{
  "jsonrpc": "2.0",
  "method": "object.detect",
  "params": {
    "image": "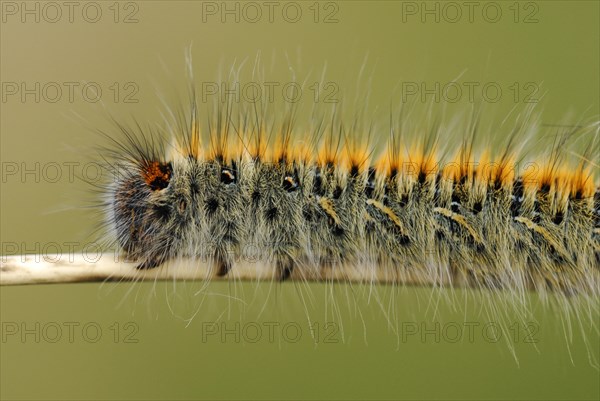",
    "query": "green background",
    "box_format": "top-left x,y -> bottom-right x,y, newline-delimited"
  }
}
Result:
1,1 -> 599,400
